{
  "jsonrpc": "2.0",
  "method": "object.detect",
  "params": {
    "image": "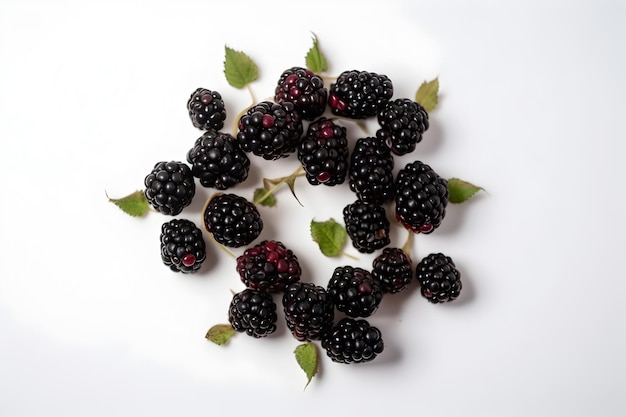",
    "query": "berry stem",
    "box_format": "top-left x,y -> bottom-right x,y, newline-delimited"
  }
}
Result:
341,251 -> 359,261
401,230 -> 414,263
255,165 -> 306,206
